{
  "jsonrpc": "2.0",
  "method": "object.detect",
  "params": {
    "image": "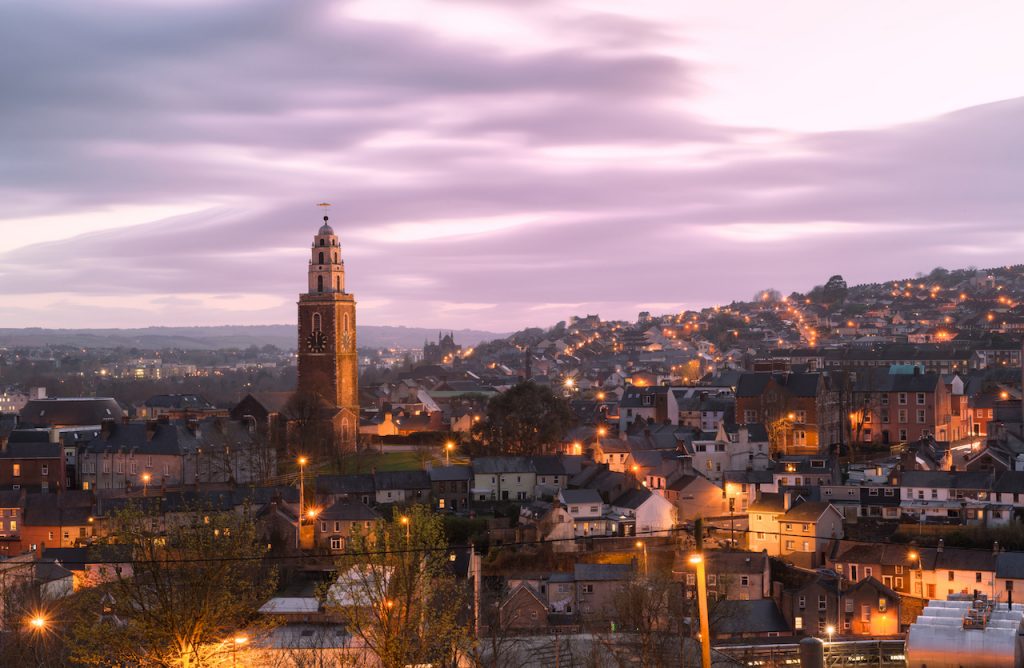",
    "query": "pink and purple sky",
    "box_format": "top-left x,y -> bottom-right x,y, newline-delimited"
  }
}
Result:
2,0 -> 1023,331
